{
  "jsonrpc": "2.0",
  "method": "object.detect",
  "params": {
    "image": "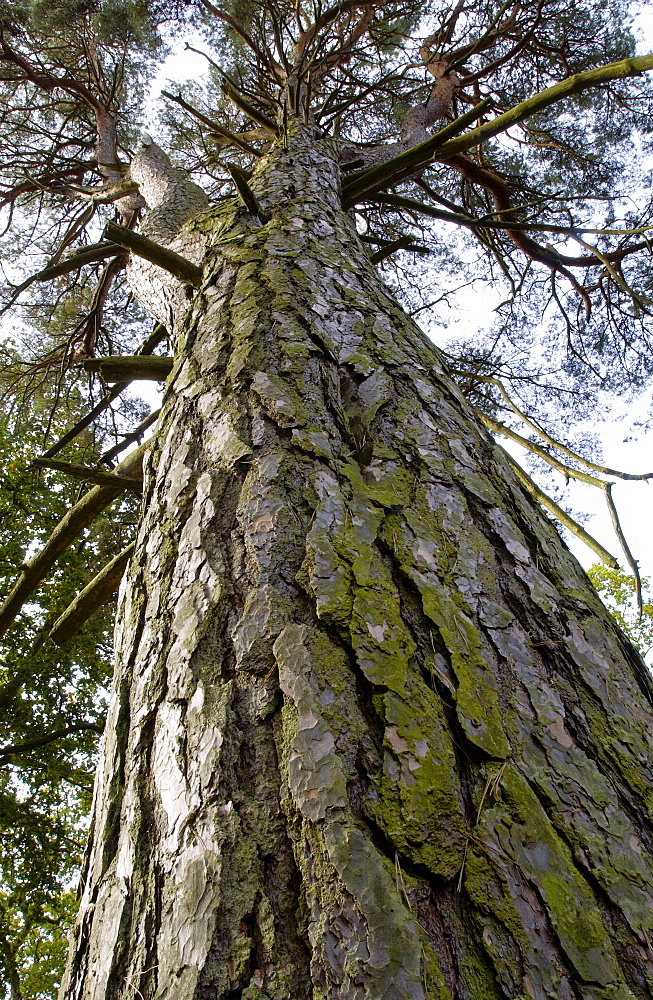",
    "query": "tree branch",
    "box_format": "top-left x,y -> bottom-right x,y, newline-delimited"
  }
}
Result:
161,91 -> 262,156
480,412 -> 608,488
50,542 -> 135,645
221,85 -> 278,133
342,99 -> 492,206
455,371 -> 653,480
226,163 -> 266,219
370,236 -> 430,262
41,325 -> 167,460
501,449 -> 619,568
373,192 -> 653,240
435,53 -> 653,160
12,243 -> 124,299
33,458 -> 143,492
104,222 -> 203,287
82,355 -> 174,382
0,723 -> 104,765
343,55 -> 653,207
604,483 -> 643,613
99,409 -> 161,466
